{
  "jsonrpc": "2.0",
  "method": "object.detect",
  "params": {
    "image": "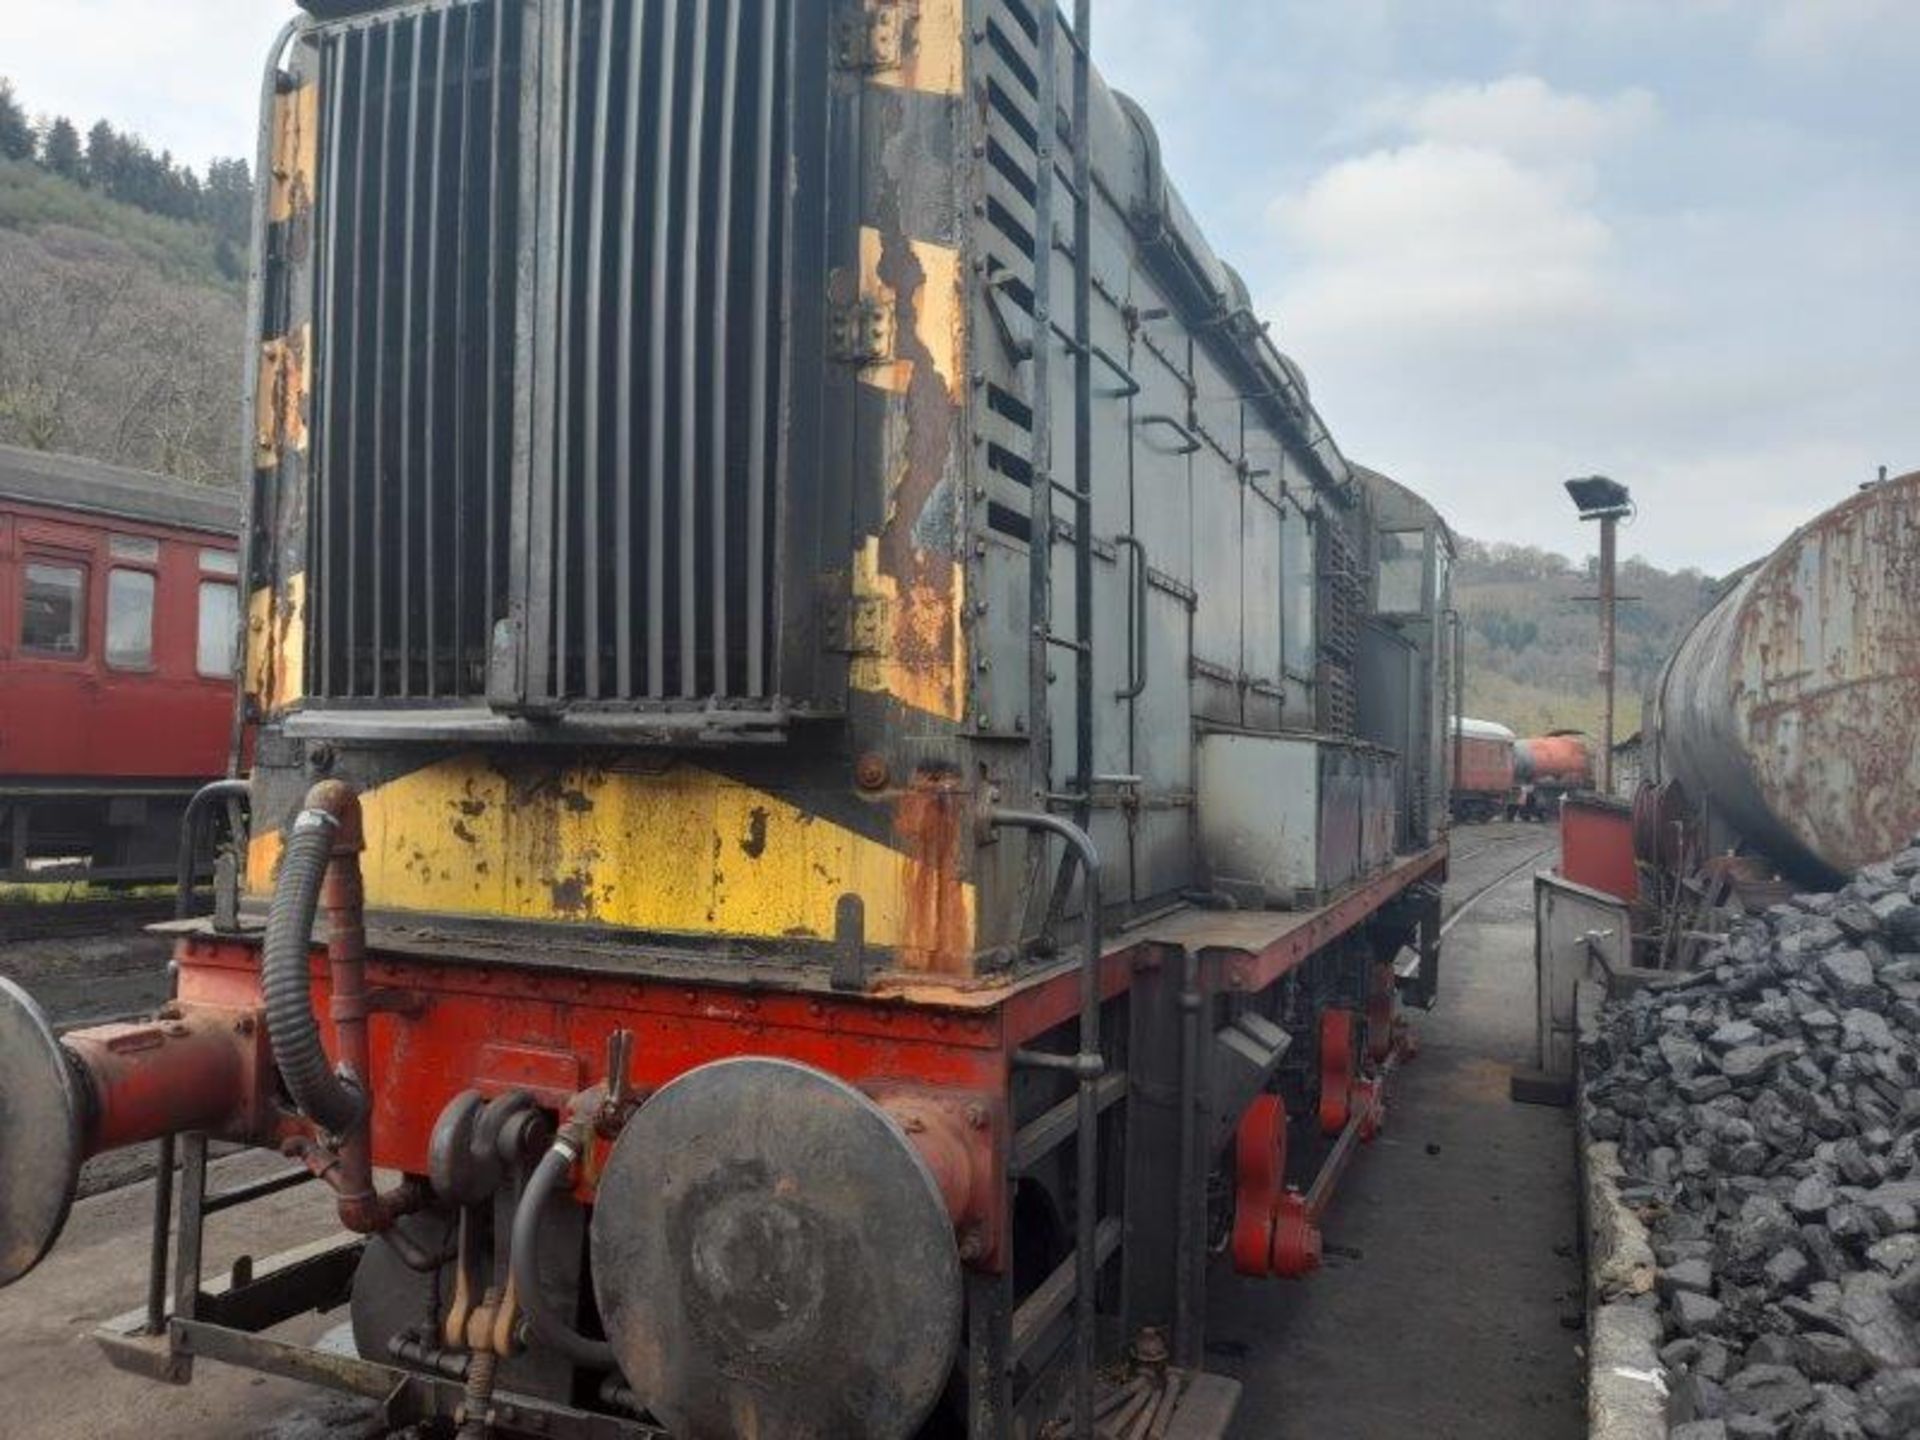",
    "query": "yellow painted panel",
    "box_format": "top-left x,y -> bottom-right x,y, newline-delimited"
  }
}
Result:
856,226 -> 964,403
247,757 -> 975,961
268,82 -> 318,223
